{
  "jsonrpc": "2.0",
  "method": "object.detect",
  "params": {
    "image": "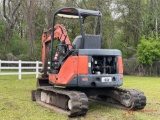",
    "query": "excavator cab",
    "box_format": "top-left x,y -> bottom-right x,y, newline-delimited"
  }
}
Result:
50,7 -> 103,72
